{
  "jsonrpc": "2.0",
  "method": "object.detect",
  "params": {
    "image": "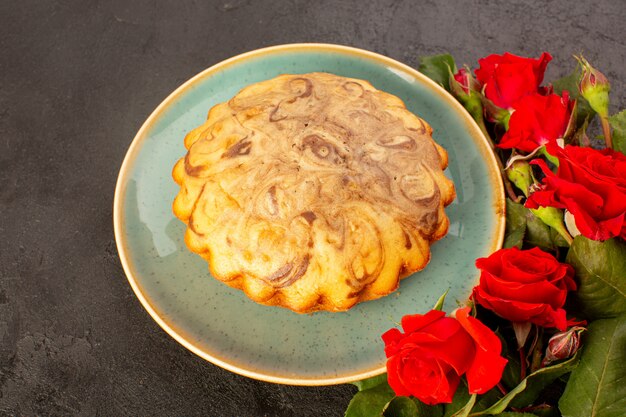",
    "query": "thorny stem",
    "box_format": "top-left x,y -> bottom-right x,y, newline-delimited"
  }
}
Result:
497,382 -> 508,396
600,116 -> 613,149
